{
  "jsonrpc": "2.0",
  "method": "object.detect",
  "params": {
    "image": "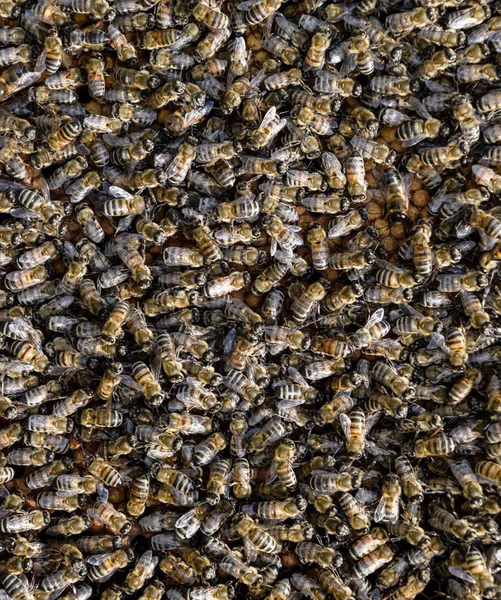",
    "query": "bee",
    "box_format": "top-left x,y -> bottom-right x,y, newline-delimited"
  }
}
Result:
302,30 -> 331,71
7,448 -> 53,467
247,416 -> 290,453
122,551 -> 159,595
165,138 -> 197,185
314,70 -> 362,97
487,374 -> 501,416
87,549 -> 134,582
429,506 -> 475,541
295,542 -> 339,568
159,555 -> 197,585
395,456 -> 423,502
348,528 -> 388,561
0,510 -> 50,533
374,475 -> 401,524
339,407 -> 367,458
306,223 -> 329,271
237,0 -> 281,25
338,492 -> 370,533
410,432 -> 456,458
372,362 -> 414,398
310,471 -> 354,494
290,574 -> 327,600
290,280 -> 329,325
370,76 -> 418,97
450,460 -> 483,508
127,473 -> 150,517
449,368 -> 482,404
437,271 -> 488,292
329,250 -> 375,272
191,225 -> 223,264
86,457 -> 124,487
316,569 -> 352,600
25,459 -> 71,489
385,7 -> 436,34
55,474 -> 98,496
416,48 -> 457,80
220,552 -> 262,586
